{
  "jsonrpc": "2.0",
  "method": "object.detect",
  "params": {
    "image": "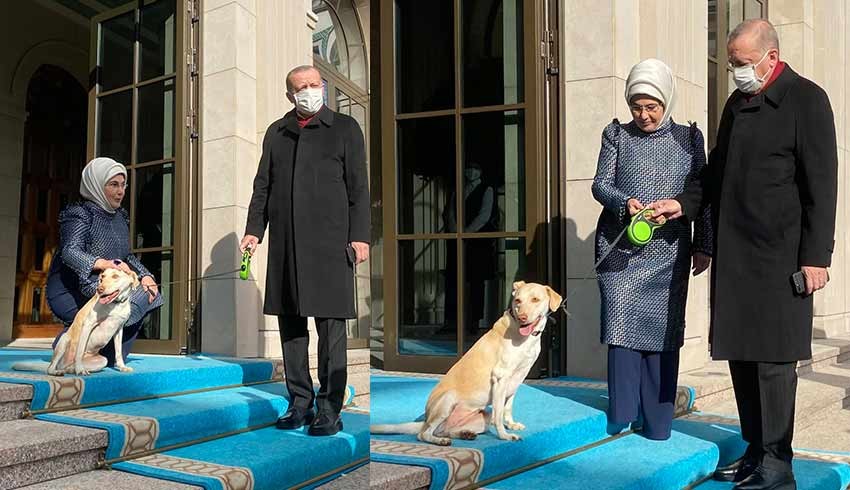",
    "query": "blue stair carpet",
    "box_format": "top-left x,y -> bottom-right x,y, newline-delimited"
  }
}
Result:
0,348 -> 283,411
114,410 -> 369,490
37,383 -> 355,461
370,374 -> 614,490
